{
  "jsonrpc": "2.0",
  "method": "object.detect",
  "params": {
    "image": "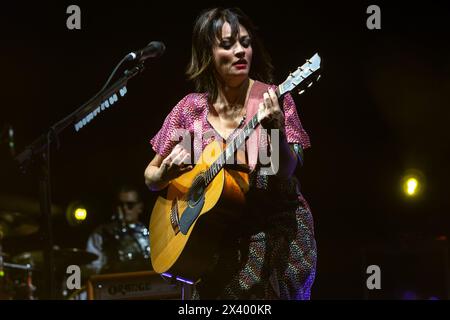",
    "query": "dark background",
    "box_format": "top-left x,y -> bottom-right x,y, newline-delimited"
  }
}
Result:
1,1 -> 449,299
